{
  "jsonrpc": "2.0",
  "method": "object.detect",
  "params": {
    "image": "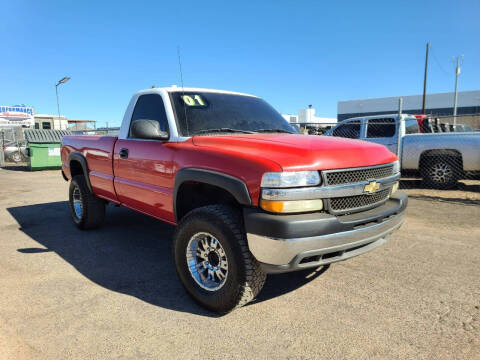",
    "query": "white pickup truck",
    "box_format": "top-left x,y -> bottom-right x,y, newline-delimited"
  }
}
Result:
325,114 -> 480,189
